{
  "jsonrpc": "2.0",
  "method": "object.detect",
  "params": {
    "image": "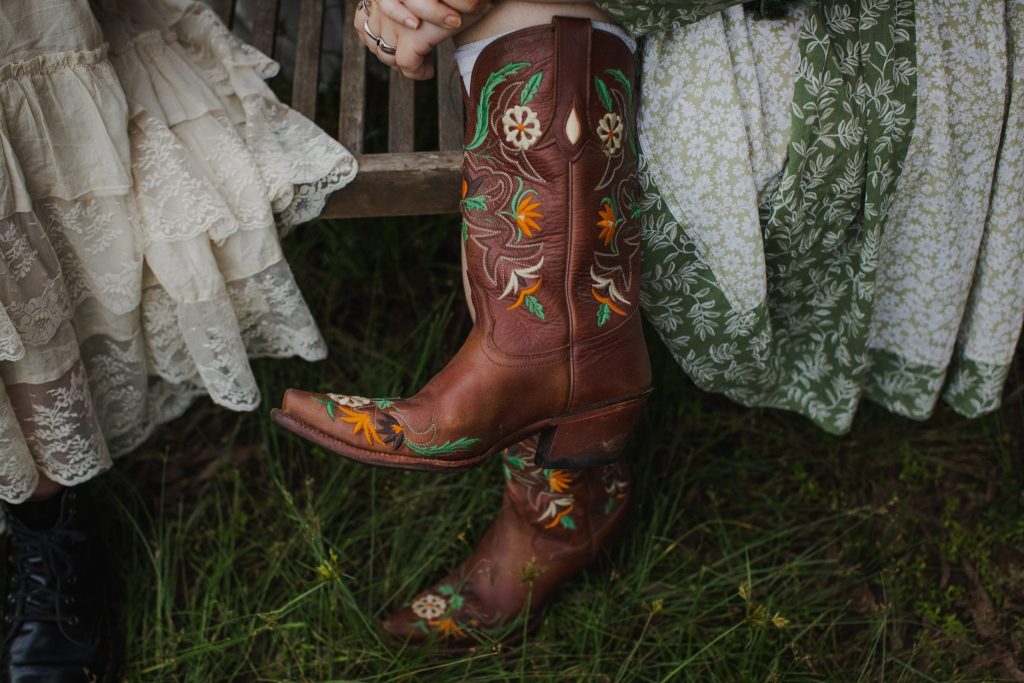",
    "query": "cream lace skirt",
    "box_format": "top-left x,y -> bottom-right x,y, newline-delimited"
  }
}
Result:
0,0 -> 356,502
